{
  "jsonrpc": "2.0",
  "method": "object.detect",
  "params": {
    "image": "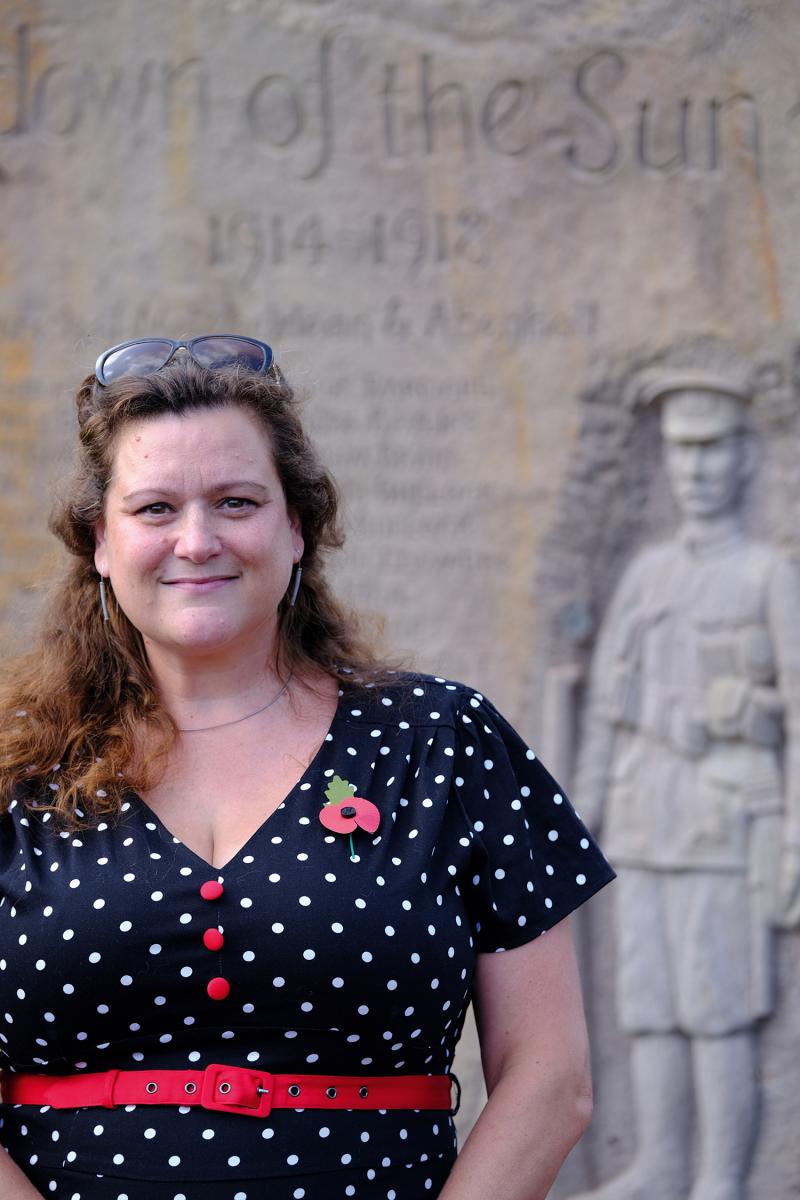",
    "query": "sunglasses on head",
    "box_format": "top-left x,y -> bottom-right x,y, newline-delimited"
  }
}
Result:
94,335 -> 274,386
